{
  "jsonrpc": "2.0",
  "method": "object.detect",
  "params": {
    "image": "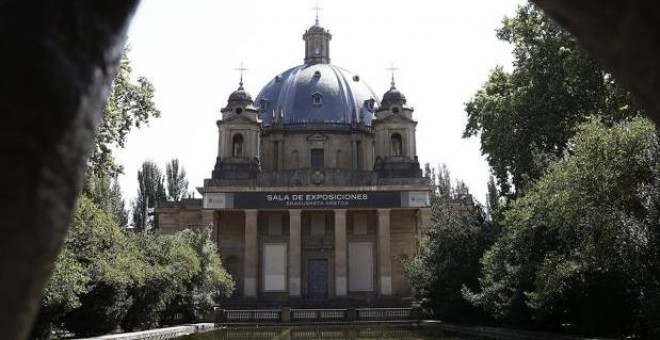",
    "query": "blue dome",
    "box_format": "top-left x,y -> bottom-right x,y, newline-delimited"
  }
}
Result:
255,64 -> 380,127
